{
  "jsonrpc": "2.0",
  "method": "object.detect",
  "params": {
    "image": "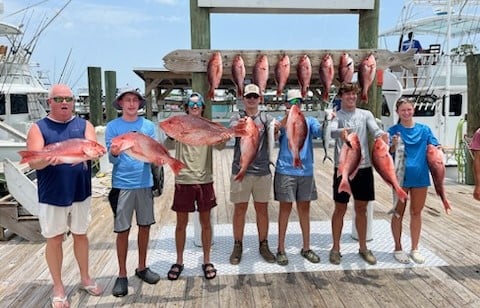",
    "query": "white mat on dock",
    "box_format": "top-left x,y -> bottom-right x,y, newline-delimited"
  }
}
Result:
149,220 -> 447,278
